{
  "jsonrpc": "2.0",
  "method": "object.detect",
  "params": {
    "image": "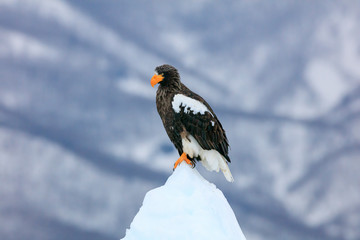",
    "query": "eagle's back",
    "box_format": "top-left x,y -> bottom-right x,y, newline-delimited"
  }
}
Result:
156,83 -> 230,163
